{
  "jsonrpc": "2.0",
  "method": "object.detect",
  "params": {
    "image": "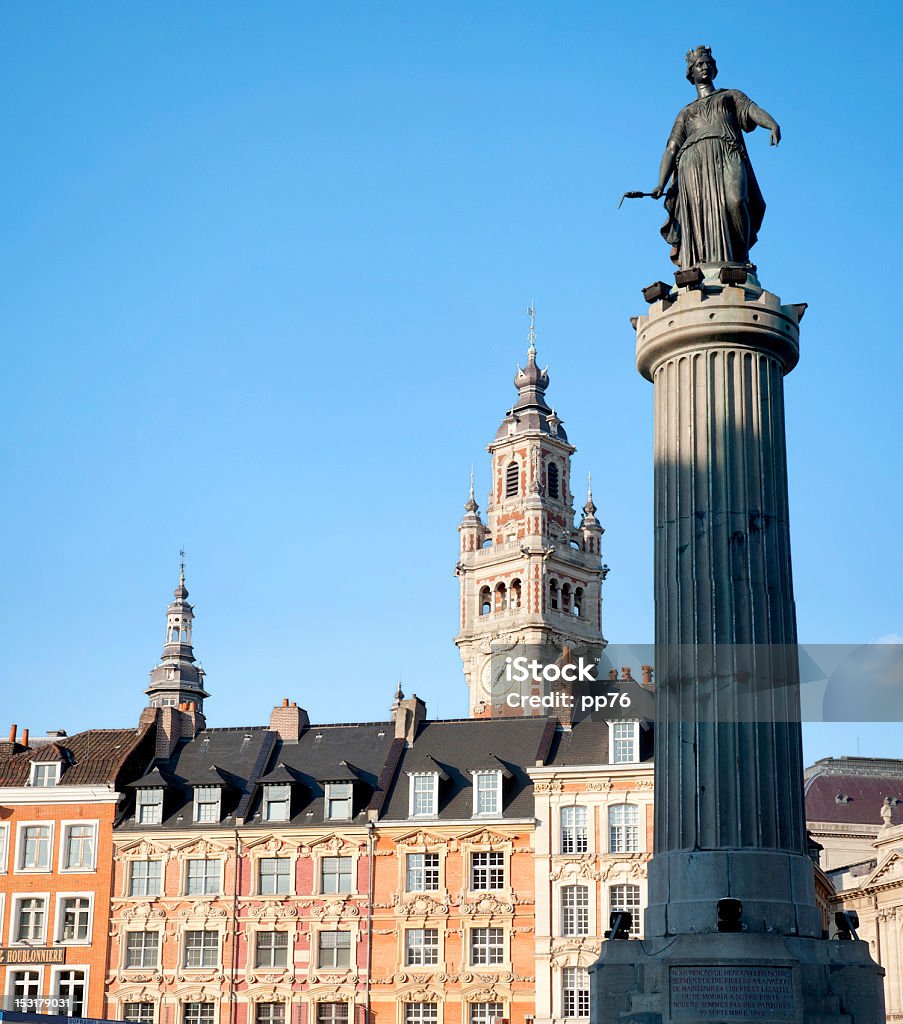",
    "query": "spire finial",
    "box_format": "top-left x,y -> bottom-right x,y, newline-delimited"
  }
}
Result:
174,548 -> 189,600
527,302 -> 537,356
583,471 -> 598,517
464,464 -> 480,514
